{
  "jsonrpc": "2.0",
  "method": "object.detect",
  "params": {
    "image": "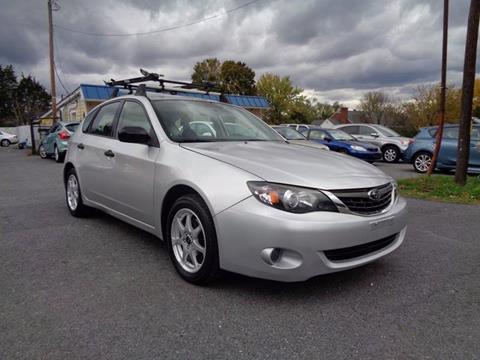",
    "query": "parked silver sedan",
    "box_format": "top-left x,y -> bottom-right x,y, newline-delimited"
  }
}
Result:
336,124 -> 412,163
64,94 -> 407,284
